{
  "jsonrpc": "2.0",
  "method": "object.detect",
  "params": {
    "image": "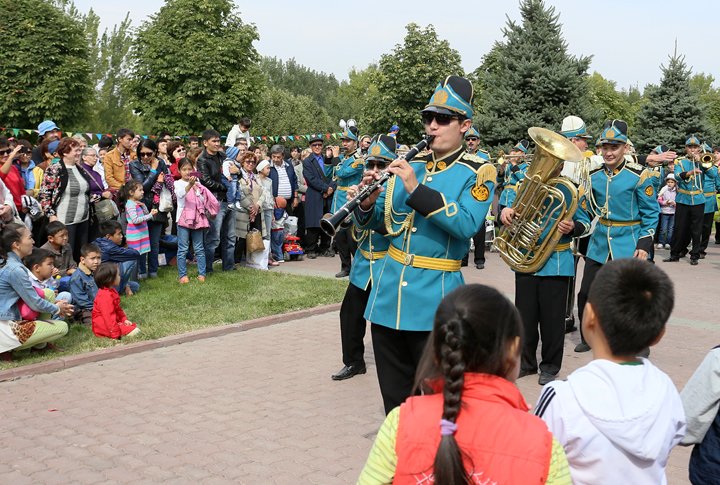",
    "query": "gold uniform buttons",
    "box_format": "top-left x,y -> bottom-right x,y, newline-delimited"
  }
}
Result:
411,227 -> 417,233
401,281 -> 408,287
